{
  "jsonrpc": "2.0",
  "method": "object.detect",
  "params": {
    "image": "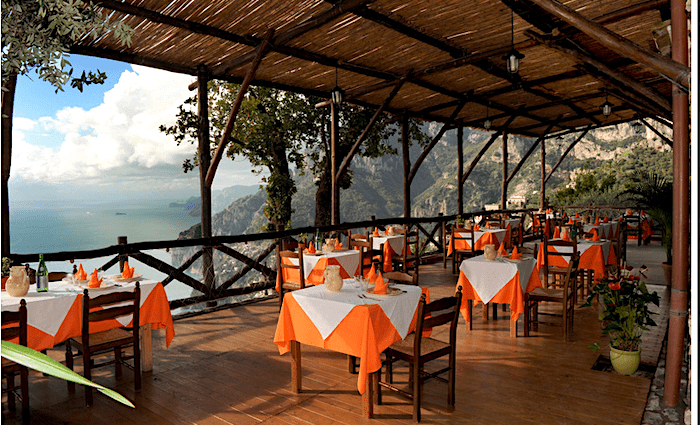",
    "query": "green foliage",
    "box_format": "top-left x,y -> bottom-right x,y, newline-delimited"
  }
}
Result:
2,257 -> 10,276
2,0 -> 132,91
1,341 -> 134,407
581,274 -> 660,352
